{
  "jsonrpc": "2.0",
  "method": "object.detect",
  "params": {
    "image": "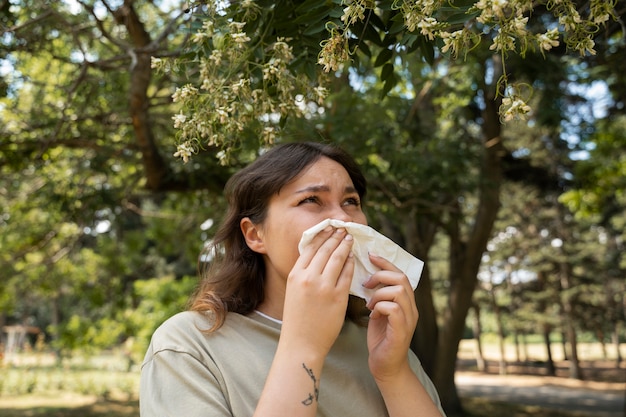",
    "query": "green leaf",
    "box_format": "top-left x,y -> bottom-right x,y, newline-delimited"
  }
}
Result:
374,47 -> 393,67
388,13 -> 406,35
381,62 -> 394,80
380,72 -> 398,98
293,6 -> 332,24
367,11 -> 387,32
376,1 -> 395,11
420,38 -> 435,65
400,33 -> 418,48
328,7 -> 345,18
303,20 -> 328,35
295,0 -> 326,13
443,10 -> 480,25
304,61 -> 318,81
356,40 -> 372,57
352,20 -> 383,47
